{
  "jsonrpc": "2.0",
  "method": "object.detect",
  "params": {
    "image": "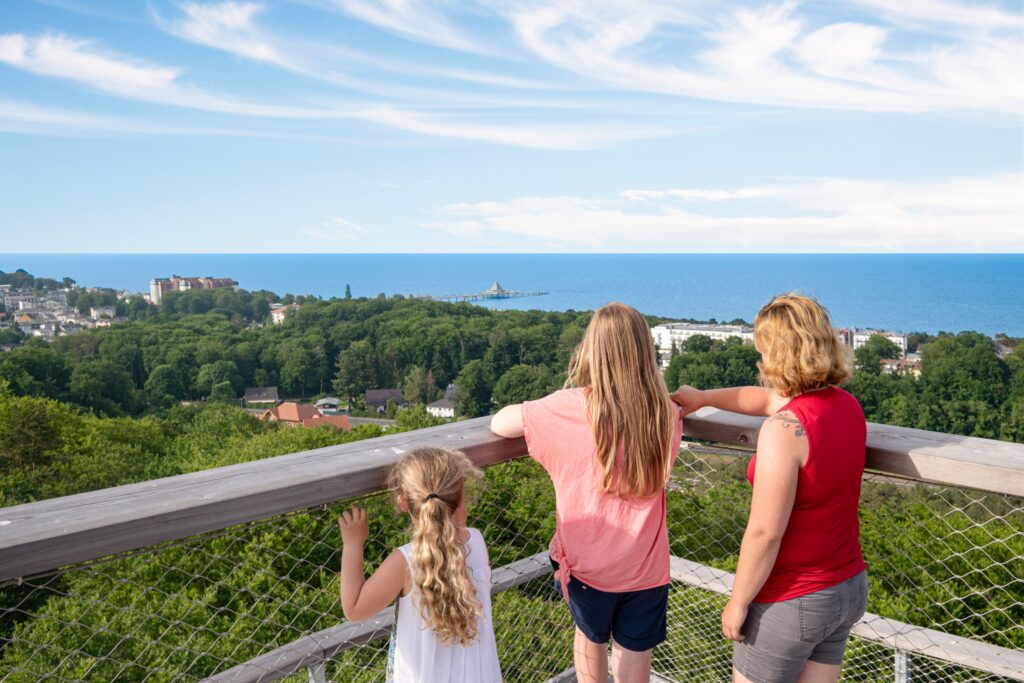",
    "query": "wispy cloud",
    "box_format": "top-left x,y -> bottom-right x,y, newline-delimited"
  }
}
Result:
157,1 -> 572,103
426,174 -> 1024,252
321,0 -> 483,53
5,1 -> 1021,150
0,32 -> 655,148
848,0 -> 1022,31
0,97 -> 260,136
161,2 -> 285,66
495,0 -> 1023,113
304,215 -> 371,241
